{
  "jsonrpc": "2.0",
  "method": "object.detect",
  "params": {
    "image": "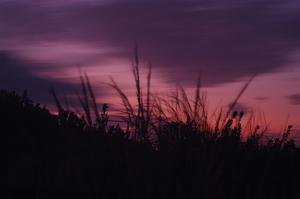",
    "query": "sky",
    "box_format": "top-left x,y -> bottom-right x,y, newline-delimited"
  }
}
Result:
1,0 -> 300,139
